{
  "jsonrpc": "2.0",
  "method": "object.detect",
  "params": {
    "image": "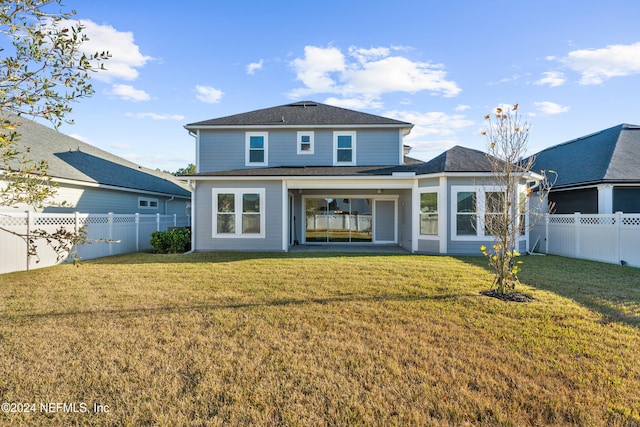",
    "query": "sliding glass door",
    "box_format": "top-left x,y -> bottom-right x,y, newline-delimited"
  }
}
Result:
305,197 -> 372,243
